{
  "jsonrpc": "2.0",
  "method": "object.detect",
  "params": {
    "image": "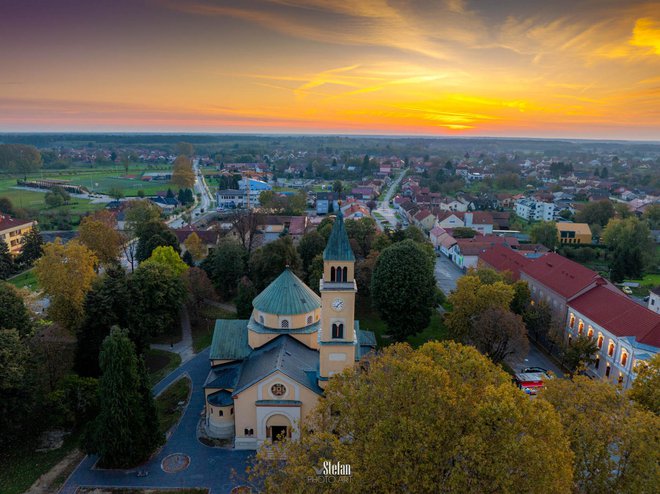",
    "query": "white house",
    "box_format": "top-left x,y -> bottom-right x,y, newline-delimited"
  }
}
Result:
514,199 -> 556,221
566,285 -> 659,389
648,287 -> 660,314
